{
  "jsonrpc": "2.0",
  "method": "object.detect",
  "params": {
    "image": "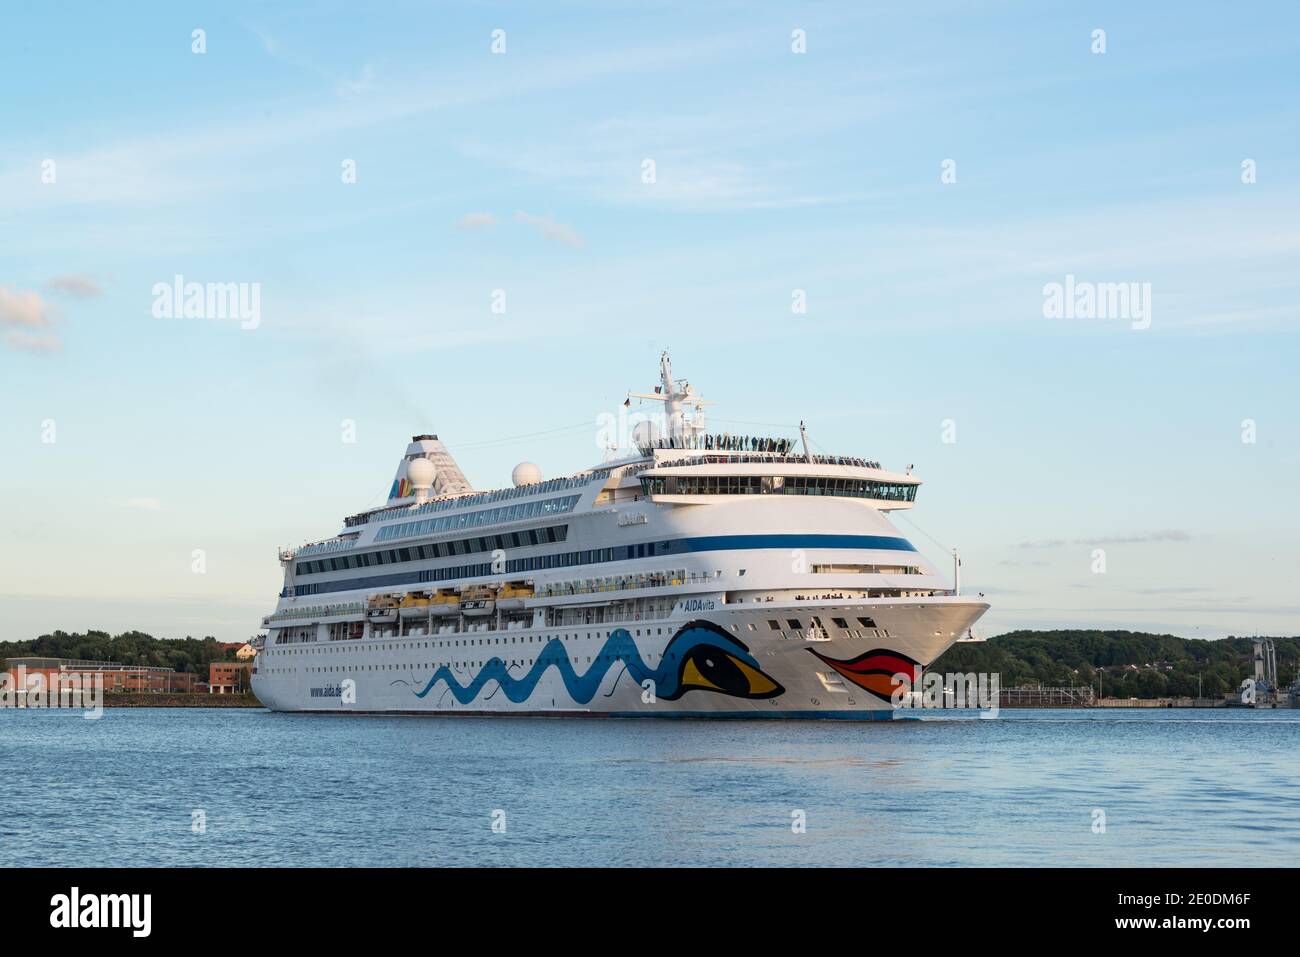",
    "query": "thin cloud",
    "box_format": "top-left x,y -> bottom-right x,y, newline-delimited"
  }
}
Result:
4,331 -> 61,354
337,64 -> 376,99
46,274 -> 102,298
514,210 -> 583,249
123,497 -> 163,511
1017,530 -> 1191,549
455,212 -> 499,229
